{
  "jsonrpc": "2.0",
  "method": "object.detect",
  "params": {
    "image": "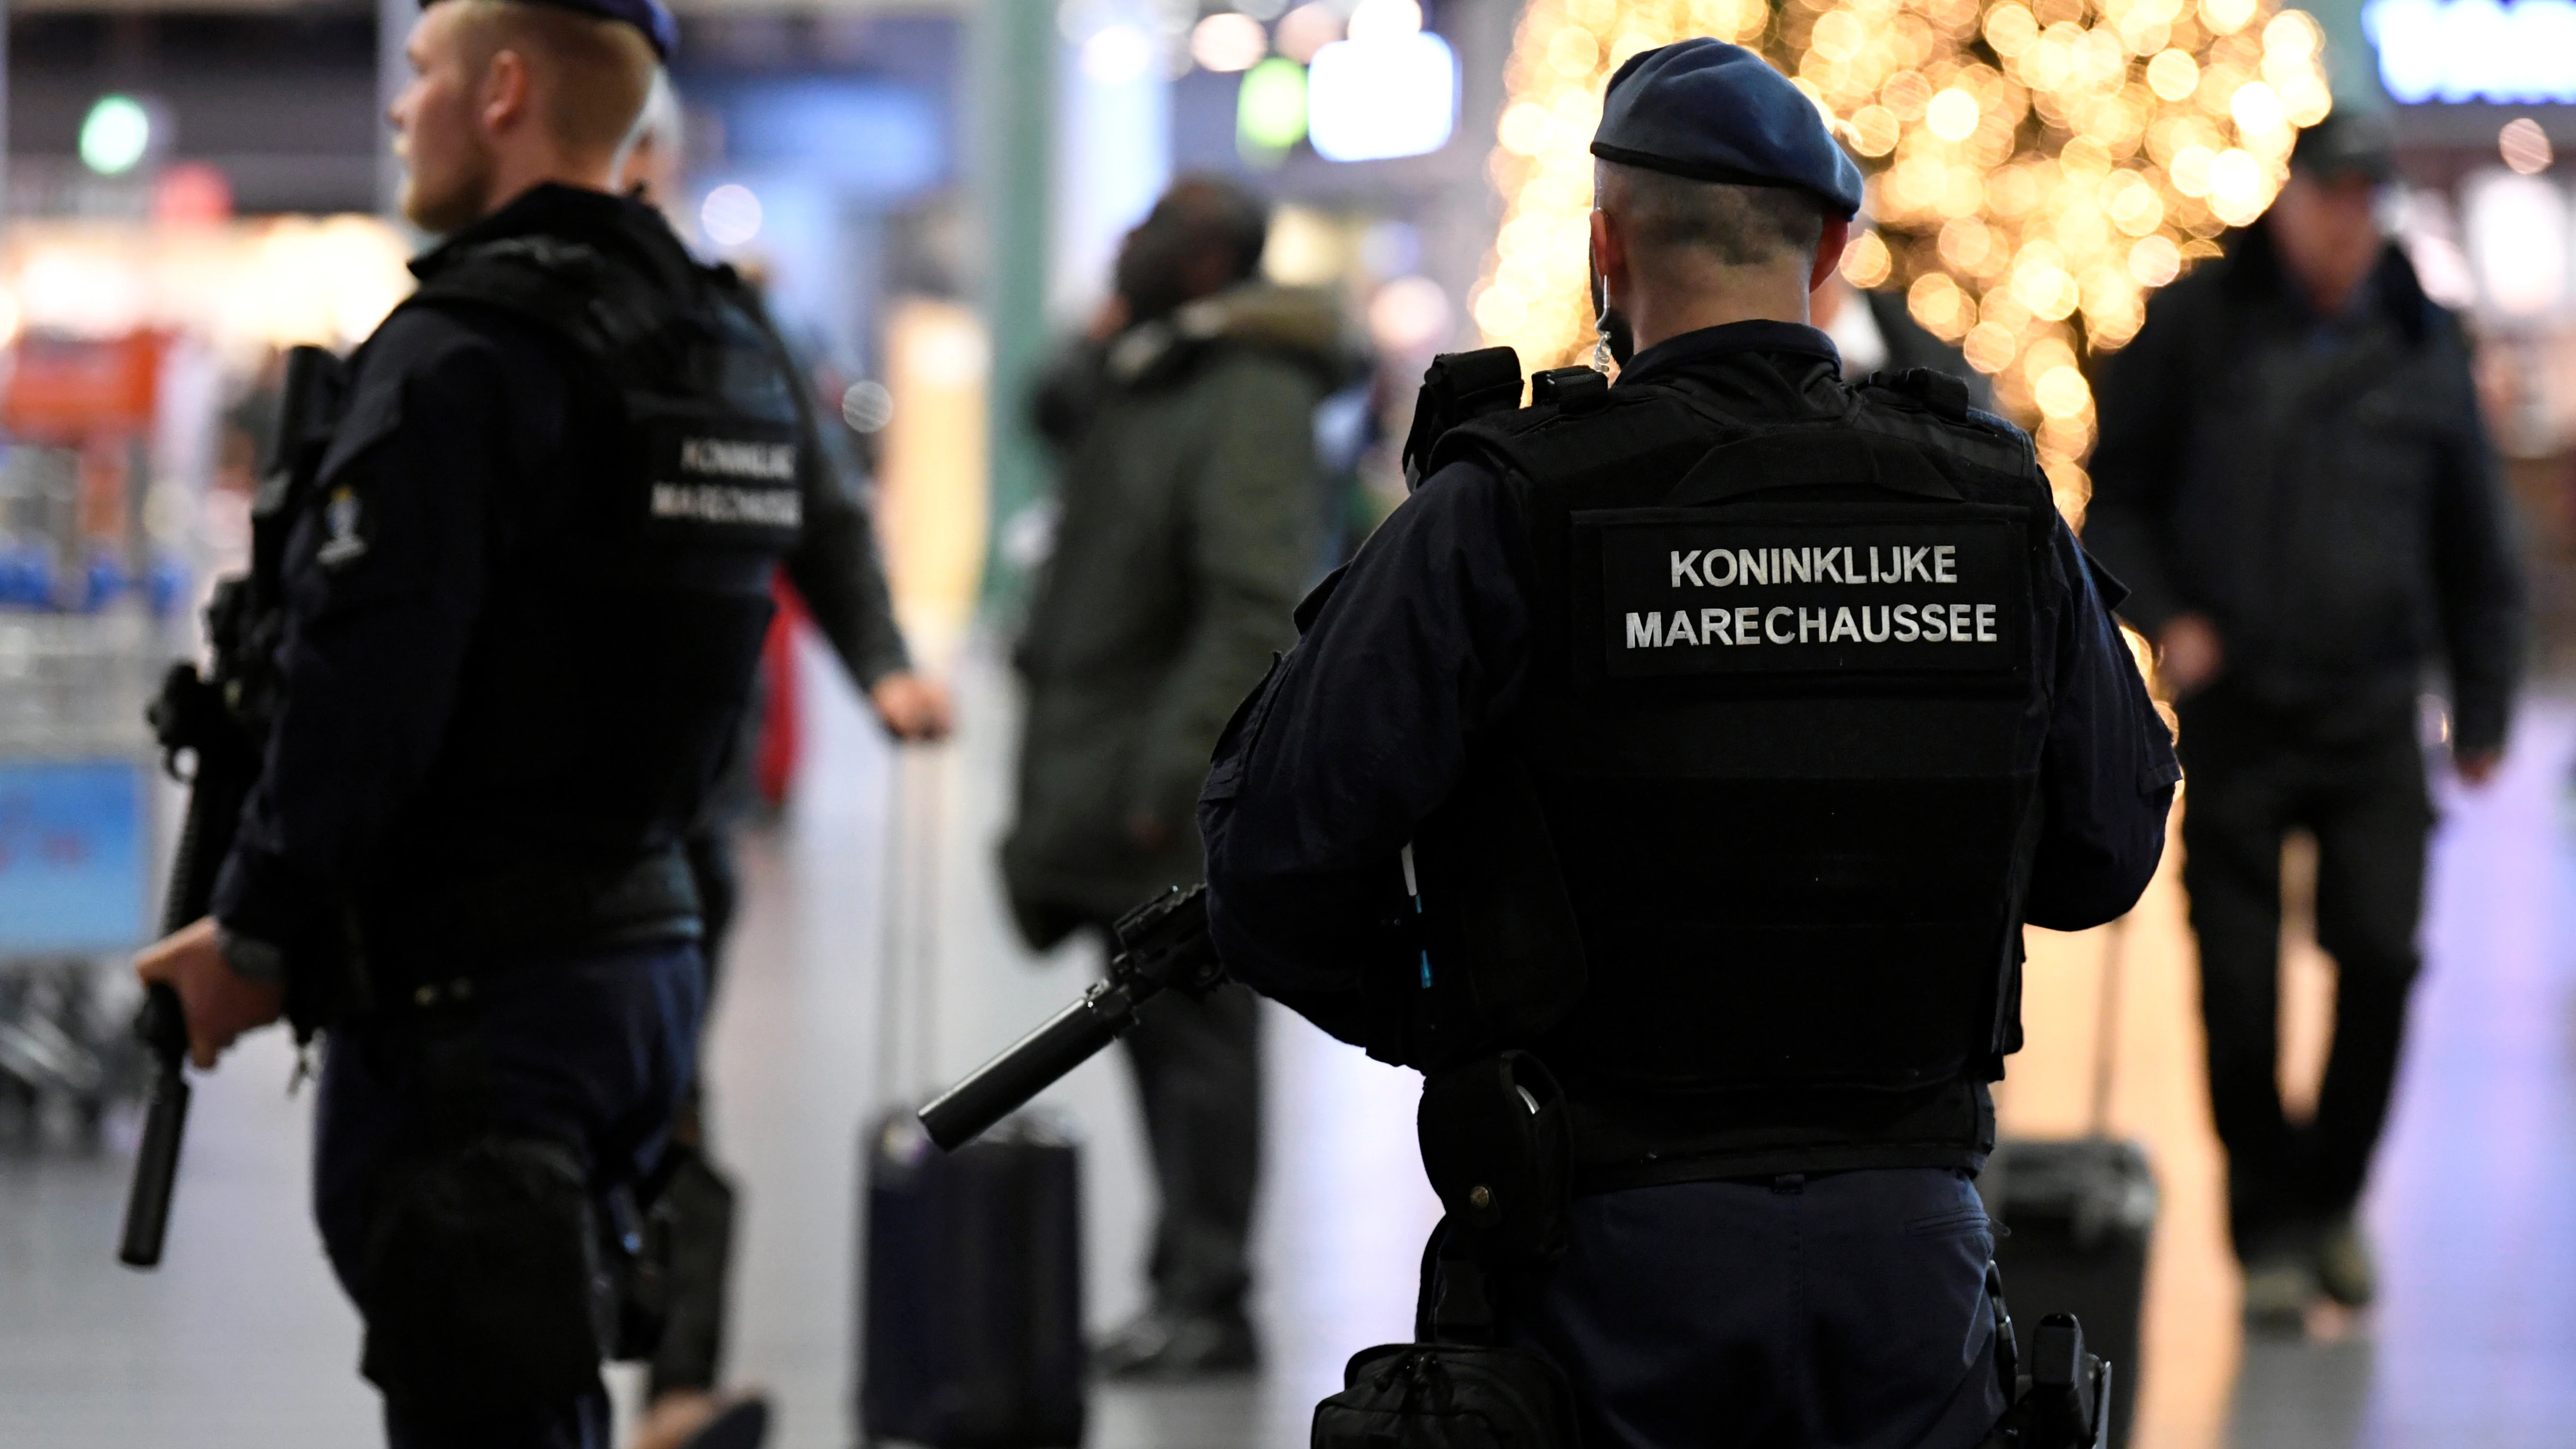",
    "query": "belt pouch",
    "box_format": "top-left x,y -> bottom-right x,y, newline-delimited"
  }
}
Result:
355,998 -> 614,1422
